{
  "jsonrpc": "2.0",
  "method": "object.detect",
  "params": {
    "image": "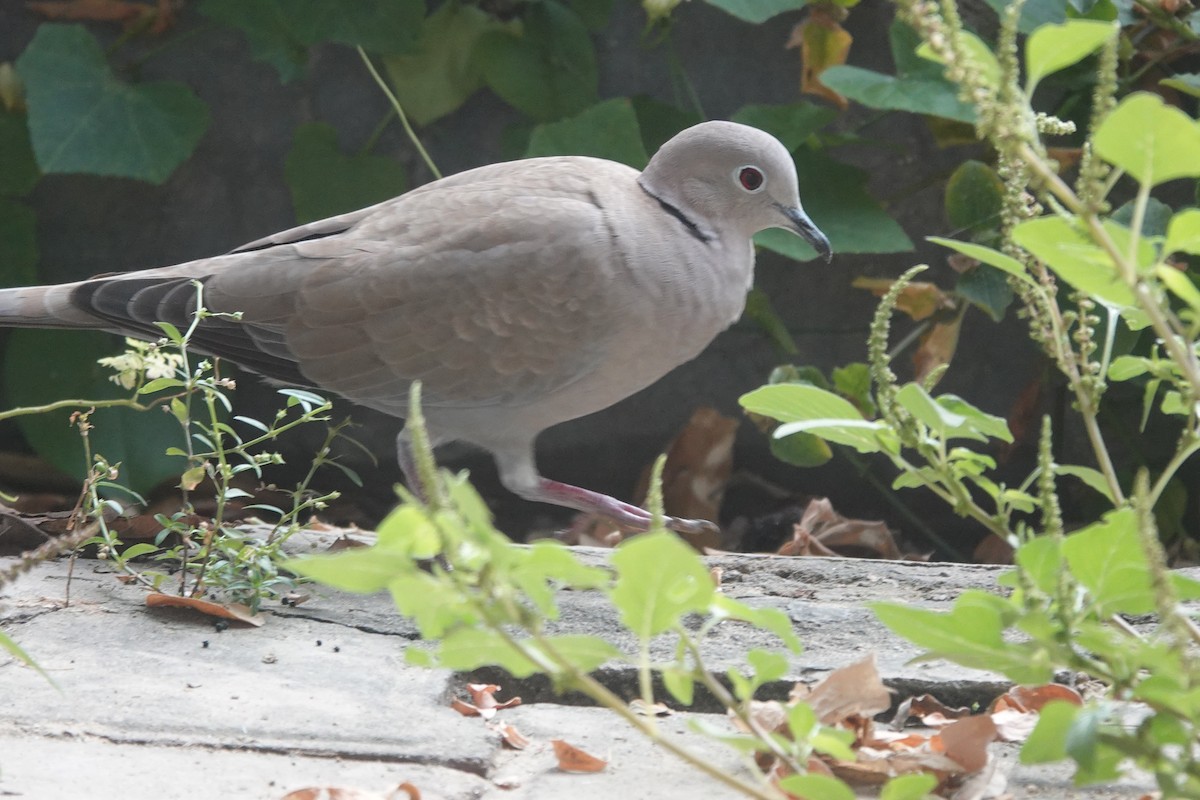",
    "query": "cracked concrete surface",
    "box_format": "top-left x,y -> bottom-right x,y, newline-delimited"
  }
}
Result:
2,552 -> 1185,799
